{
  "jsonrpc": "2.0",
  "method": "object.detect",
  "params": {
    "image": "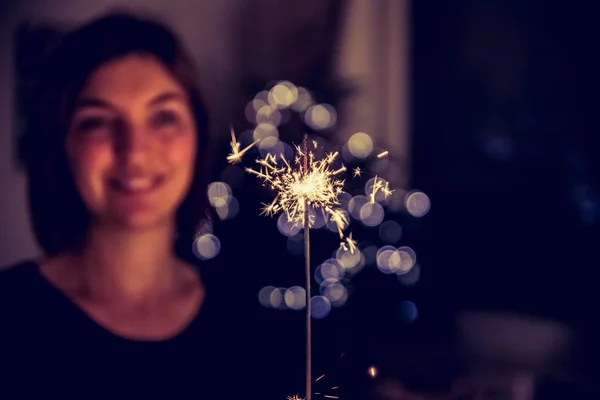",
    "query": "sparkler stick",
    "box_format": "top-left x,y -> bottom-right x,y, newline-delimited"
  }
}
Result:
303,134 -> 313,400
